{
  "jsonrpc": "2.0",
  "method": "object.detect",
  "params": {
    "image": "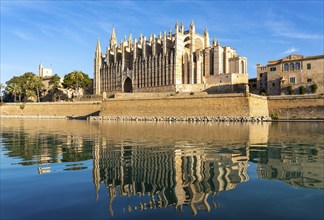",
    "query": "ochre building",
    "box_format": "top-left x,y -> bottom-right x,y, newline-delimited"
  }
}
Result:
94,21 -> 248,94
256,54 -> 324,95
